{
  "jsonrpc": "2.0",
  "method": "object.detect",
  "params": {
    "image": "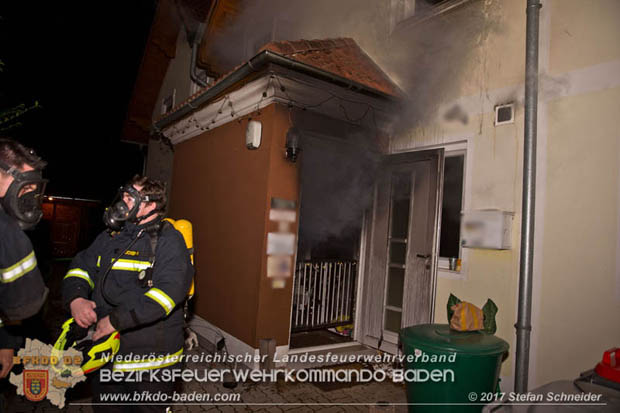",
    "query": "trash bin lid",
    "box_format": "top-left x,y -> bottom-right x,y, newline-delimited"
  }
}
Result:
400,324 -> 509,355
